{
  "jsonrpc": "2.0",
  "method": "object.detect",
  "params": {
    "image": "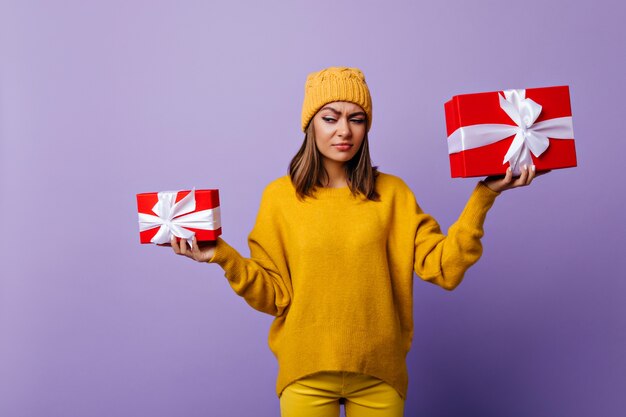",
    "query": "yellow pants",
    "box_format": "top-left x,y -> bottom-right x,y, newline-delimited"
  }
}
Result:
279,371 -> 405,417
